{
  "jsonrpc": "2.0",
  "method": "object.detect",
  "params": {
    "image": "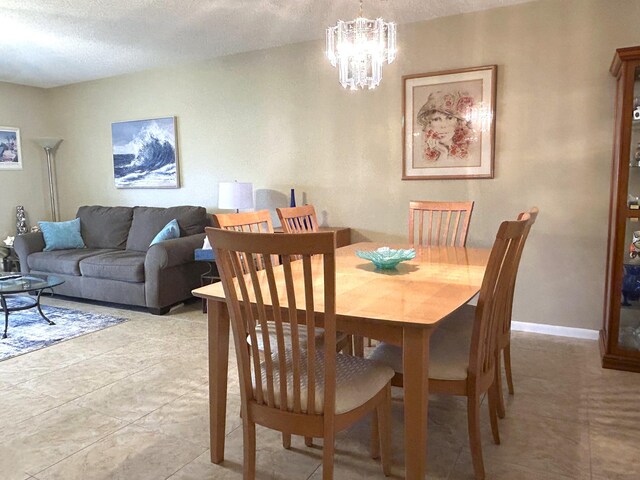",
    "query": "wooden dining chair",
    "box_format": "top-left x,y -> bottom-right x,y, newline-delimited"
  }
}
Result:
494,207 -> 539,418
277,205 -> 355,355
277,205 -> 319,234
213,210 -> 278,272
409,201 -> 474,247
370,214 -> 530,480
208,228 -> 394,479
